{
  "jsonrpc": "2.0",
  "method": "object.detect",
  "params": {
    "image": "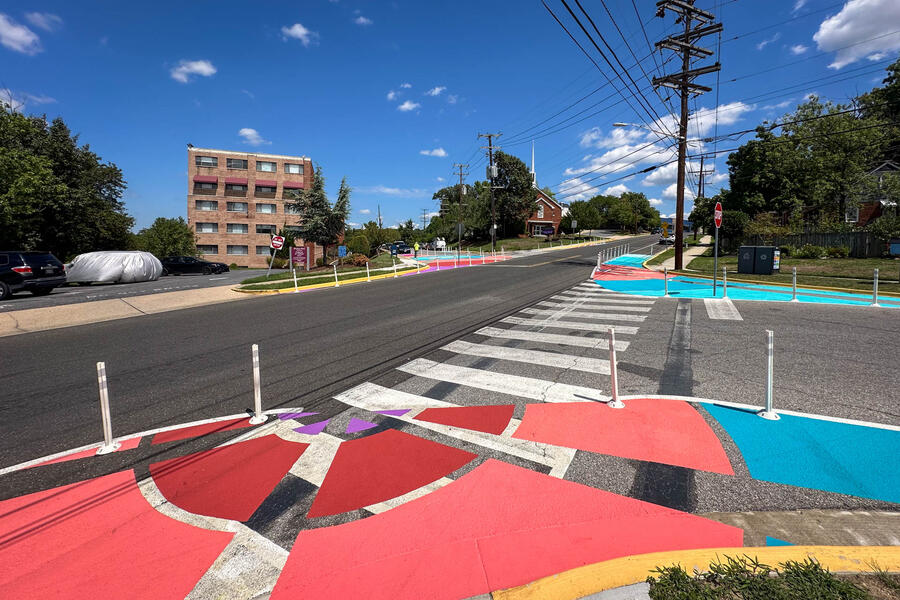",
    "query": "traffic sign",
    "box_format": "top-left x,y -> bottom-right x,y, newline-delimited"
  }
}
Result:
270,235 -> 285,250
714,202 -> 723,229
291,246 -> 307,269
338,245 -> 347,257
